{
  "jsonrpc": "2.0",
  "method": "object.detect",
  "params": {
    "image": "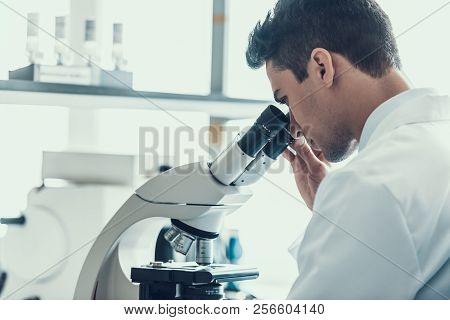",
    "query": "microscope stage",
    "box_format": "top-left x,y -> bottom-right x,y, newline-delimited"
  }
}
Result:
131,262 -> 259,285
